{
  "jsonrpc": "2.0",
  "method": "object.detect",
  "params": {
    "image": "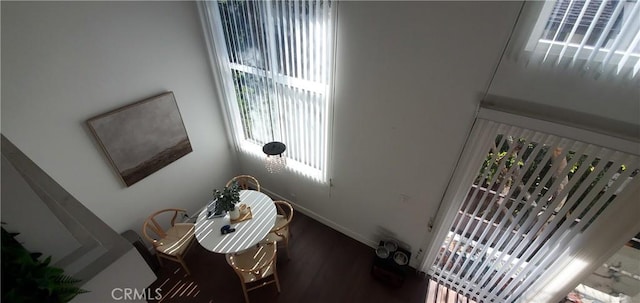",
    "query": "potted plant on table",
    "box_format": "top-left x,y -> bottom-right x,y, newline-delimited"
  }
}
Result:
211,182 -> 241,219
